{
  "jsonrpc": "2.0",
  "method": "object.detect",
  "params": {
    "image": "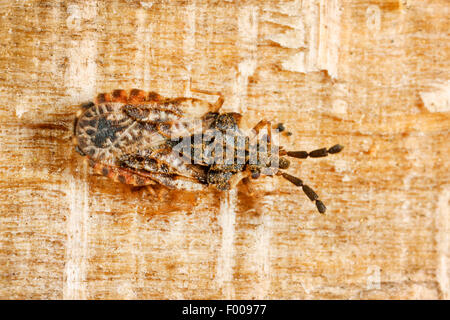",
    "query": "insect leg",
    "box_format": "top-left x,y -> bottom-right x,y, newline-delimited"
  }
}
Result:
279,172 -> 327,214
241,176 -> 255,196
286,144 -> 344,159
250,120 -> 272,143
251,120 -> 271,135
145,185 -> 158,197
189,81 -> 224,112
145,185 -> 170,200
228,171 -> 251,189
